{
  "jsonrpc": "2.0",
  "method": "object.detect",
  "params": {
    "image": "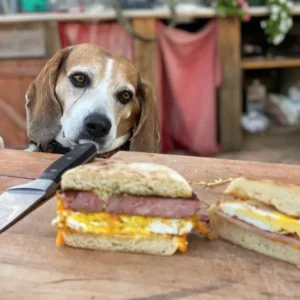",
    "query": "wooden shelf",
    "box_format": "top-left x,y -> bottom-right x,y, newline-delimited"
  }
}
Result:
261,124 -> 300,135
241,57 -> 300,70
243,125 -> 300,148
0,8 -> 216,24
246,5 -> 300,17
0,6 -> 298,24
